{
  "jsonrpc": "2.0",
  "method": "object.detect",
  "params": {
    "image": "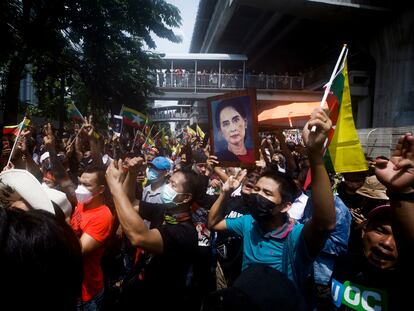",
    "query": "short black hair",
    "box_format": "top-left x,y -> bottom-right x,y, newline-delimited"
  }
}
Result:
0,207 -> 83,310
83,164 -> 106,186
175,169 -> 198,198
259,170 -> 299,203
